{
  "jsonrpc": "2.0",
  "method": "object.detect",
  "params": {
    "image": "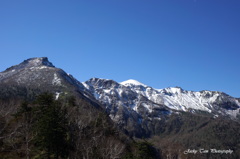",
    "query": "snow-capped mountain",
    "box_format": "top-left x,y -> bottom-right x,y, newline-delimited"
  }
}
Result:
83,78 -> 171,136
0,57 -> 91,100
83,78 -> 171,115
84,78 -> 240,119
1,57 -> 240,137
